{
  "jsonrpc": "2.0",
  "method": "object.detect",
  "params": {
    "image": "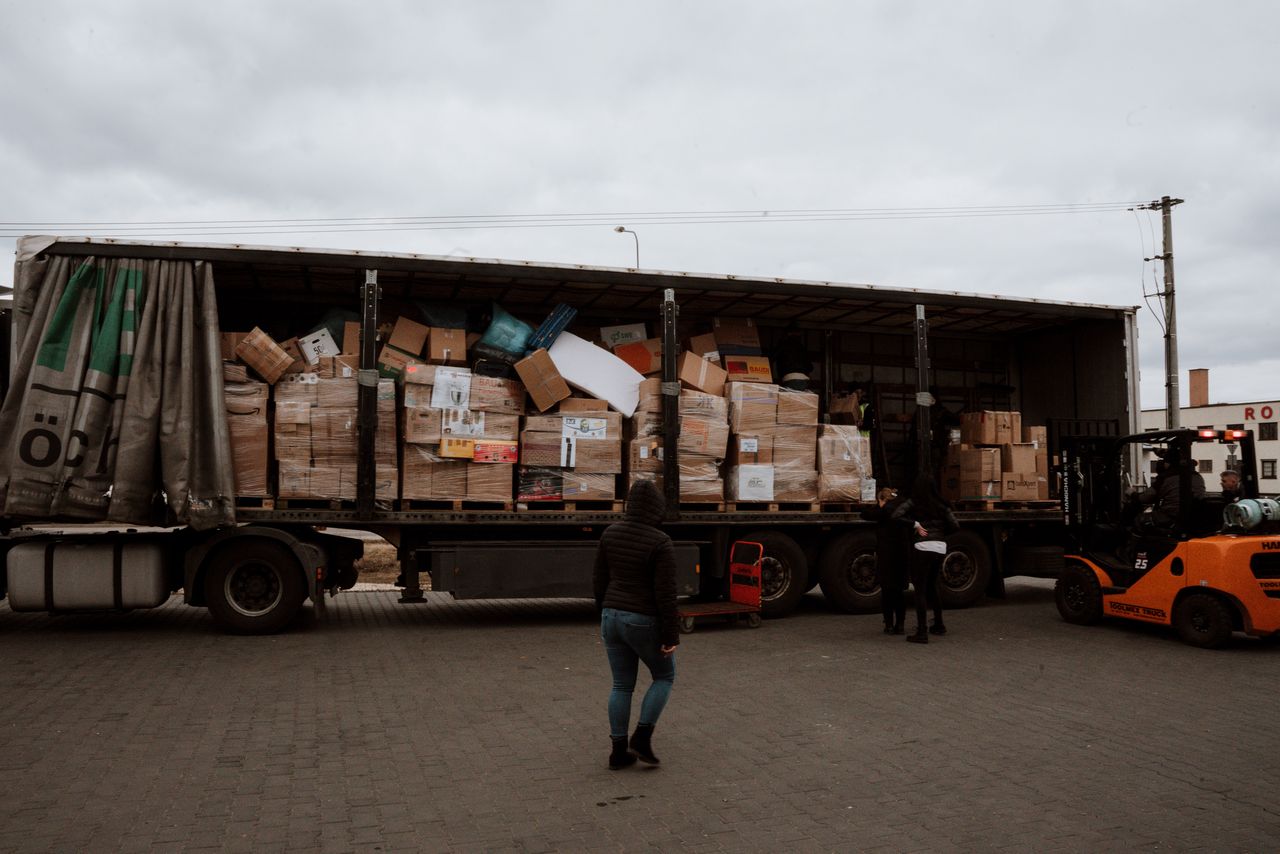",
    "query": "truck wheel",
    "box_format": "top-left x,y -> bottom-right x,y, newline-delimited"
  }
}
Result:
203,539 -> 306,635
678,615 -> 696,634
742,530 -> 808,619
817,531 -> 881,613
1173,593 -> 1234,649
1055,563 -> 1102,625
937,531 -> 991,609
